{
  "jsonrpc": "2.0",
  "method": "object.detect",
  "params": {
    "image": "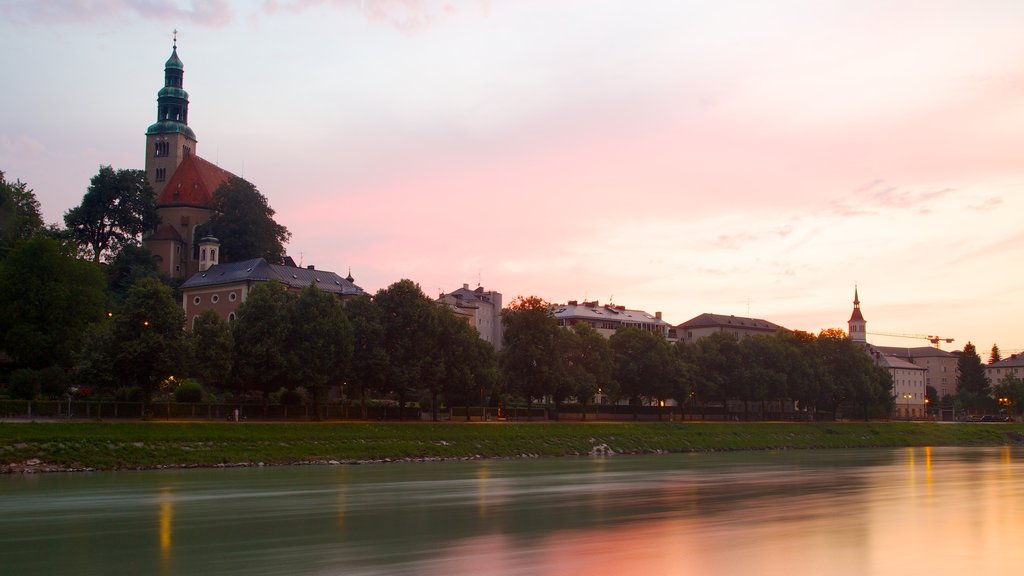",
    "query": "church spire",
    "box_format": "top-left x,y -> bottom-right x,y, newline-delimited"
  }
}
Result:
145,33 -> 198,198
848,285 -> 867,343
